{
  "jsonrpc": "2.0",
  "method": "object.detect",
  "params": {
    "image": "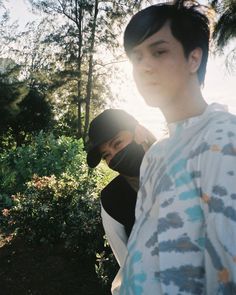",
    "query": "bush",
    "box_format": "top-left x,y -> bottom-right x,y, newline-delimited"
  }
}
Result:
96,251 -> 119,286
0,131 -> 118,288
6,170 -> 117,287
0,132 -> 86,197
8,174 -> 103,252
